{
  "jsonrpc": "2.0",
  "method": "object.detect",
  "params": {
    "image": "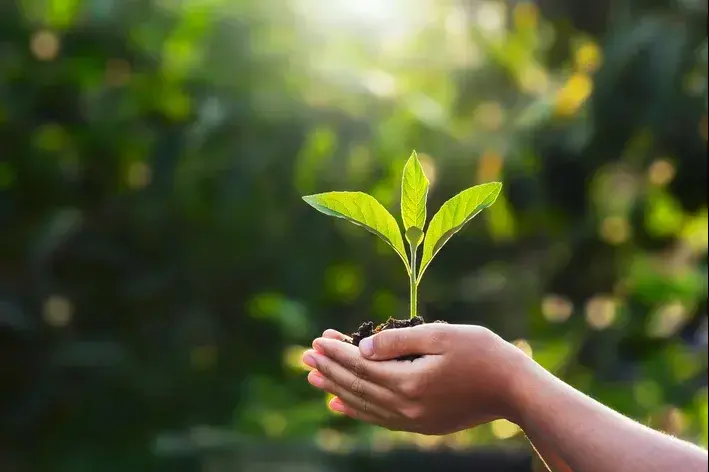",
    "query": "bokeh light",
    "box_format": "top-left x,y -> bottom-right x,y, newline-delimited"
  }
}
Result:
541,295 -> 574,323
30,30 -> 60,60
647,301 -> 689,339
555,73 -> 594,117
42,295 -> 73,327
600,216 -> 632,245
574,40 -> 603,73
648,159 -> 676,187
513,339 -> 534,358
585,296 -> 618,330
